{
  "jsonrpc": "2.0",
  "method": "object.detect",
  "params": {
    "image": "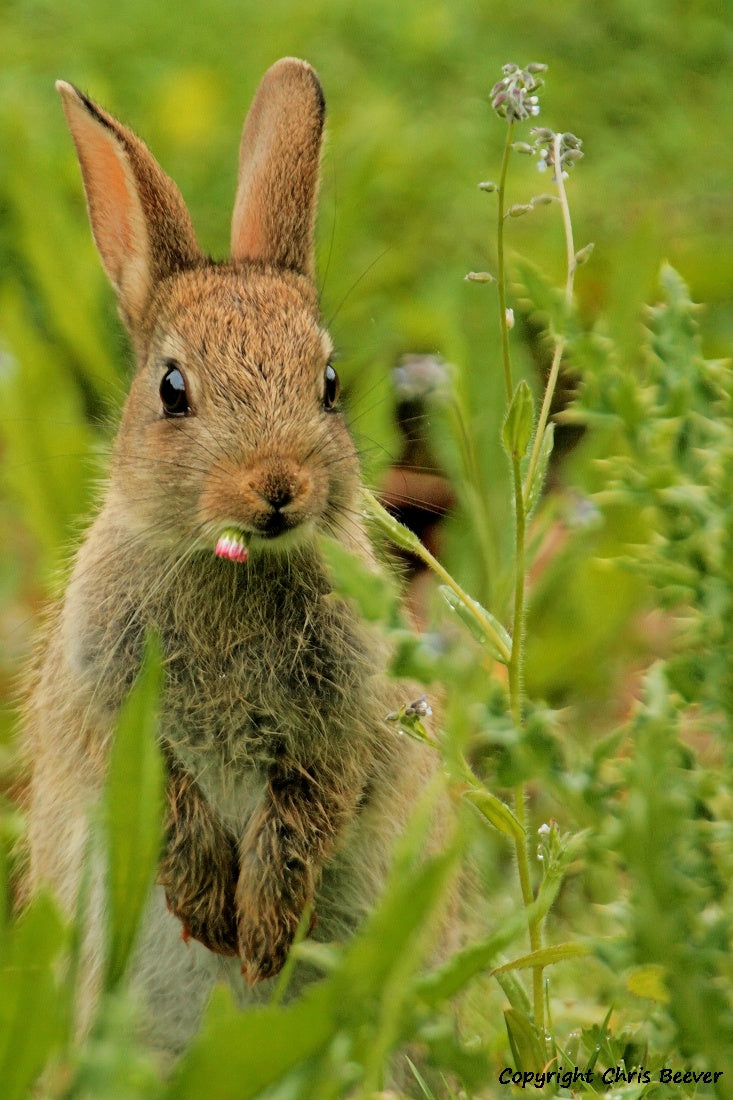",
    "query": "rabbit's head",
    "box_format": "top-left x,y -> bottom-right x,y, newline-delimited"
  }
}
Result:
58,60 -> 359,563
